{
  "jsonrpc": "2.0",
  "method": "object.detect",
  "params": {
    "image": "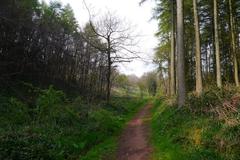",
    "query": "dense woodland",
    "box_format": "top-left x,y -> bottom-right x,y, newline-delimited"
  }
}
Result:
0,0 -> 139,102
151,0 -> 240,103
1,0 -> 240,159
0,0 -> 110,99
